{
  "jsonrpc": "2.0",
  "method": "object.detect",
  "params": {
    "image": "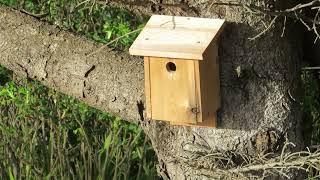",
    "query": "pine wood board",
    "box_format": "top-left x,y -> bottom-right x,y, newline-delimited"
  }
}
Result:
169,43 -> 220,127
144,57 -> 152,119
129,15 -> 225,60
146,57 -> 198,124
